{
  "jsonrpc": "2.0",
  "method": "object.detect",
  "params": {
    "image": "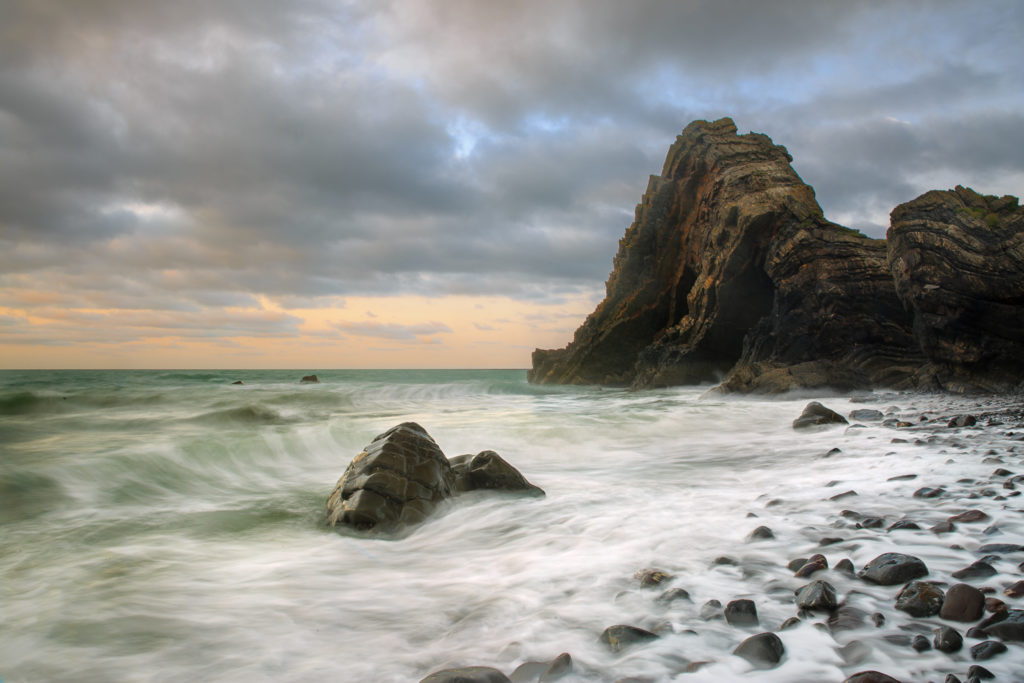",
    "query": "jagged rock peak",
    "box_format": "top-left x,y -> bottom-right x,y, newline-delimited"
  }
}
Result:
530,117 -> 923,392
530,117 -> 1024,393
